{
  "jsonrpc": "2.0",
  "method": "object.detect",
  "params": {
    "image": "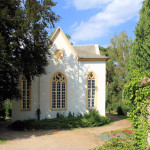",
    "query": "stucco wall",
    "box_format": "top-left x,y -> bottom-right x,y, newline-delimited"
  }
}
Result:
12,31 -> 106,121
